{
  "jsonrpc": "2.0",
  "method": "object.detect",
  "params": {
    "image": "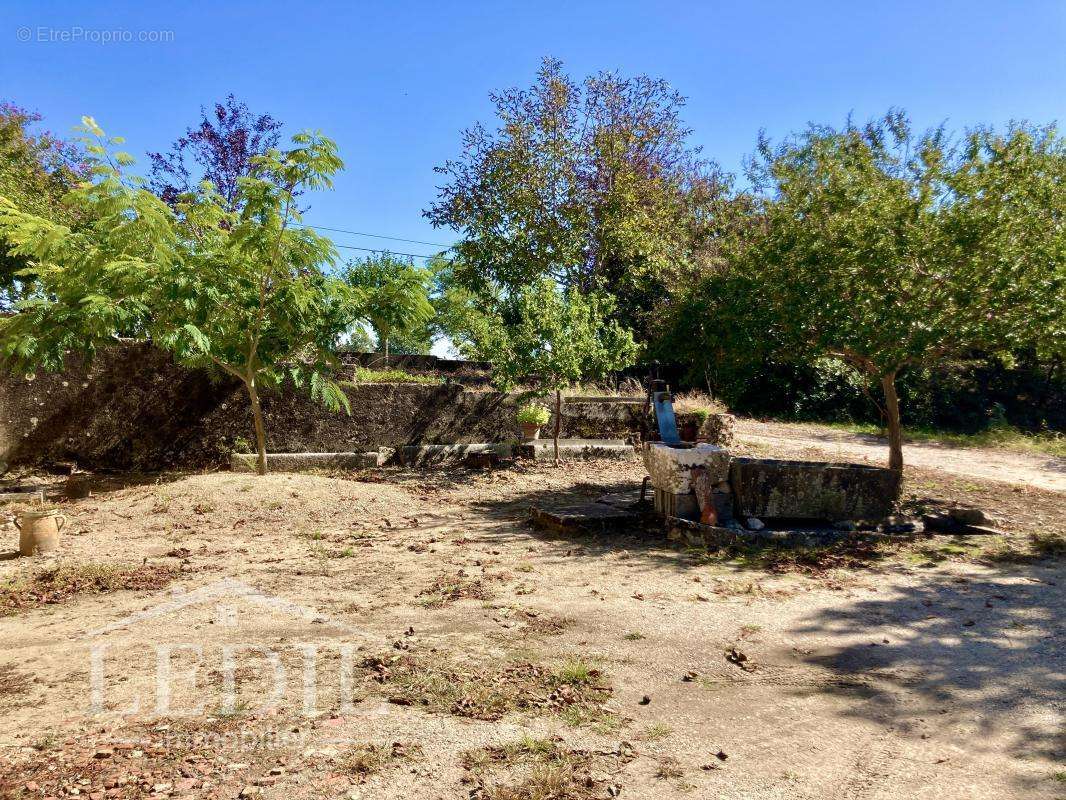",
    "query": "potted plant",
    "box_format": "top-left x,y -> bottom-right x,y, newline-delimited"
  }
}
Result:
517,403 -> 551,441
